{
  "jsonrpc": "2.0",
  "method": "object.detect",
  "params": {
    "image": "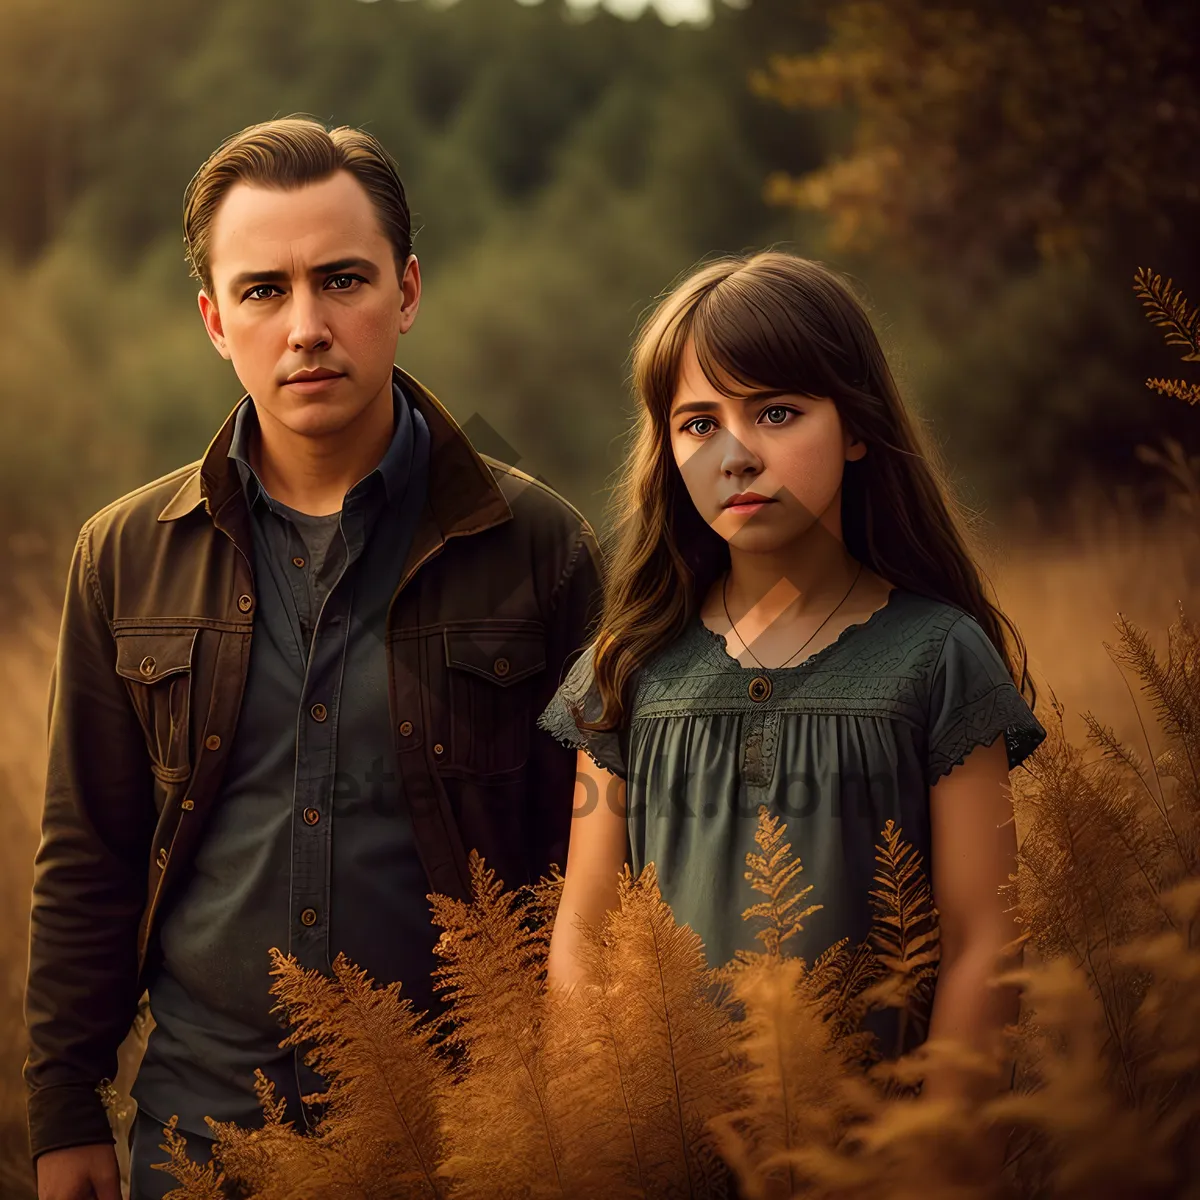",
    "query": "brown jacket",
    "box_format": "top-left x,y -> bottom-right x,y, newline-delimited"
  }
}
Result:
24,366 -> 603,1159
